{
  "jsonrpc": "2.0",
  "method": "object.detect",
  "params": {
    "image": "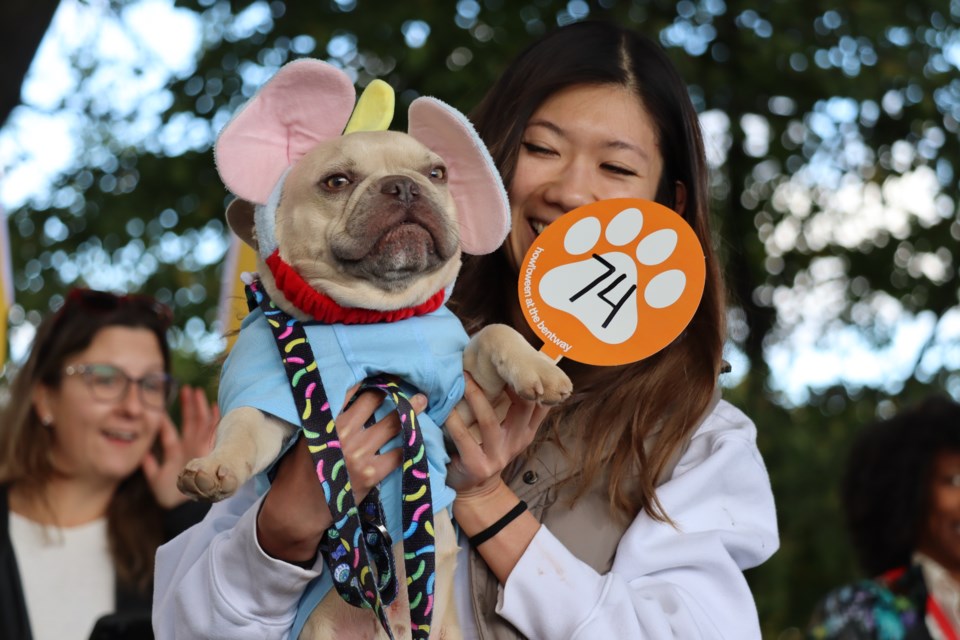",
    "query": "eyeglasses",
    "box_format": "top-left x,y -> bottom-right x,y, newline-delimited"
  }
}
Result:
62,363 -> 176,410
61,288 -> 173,330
